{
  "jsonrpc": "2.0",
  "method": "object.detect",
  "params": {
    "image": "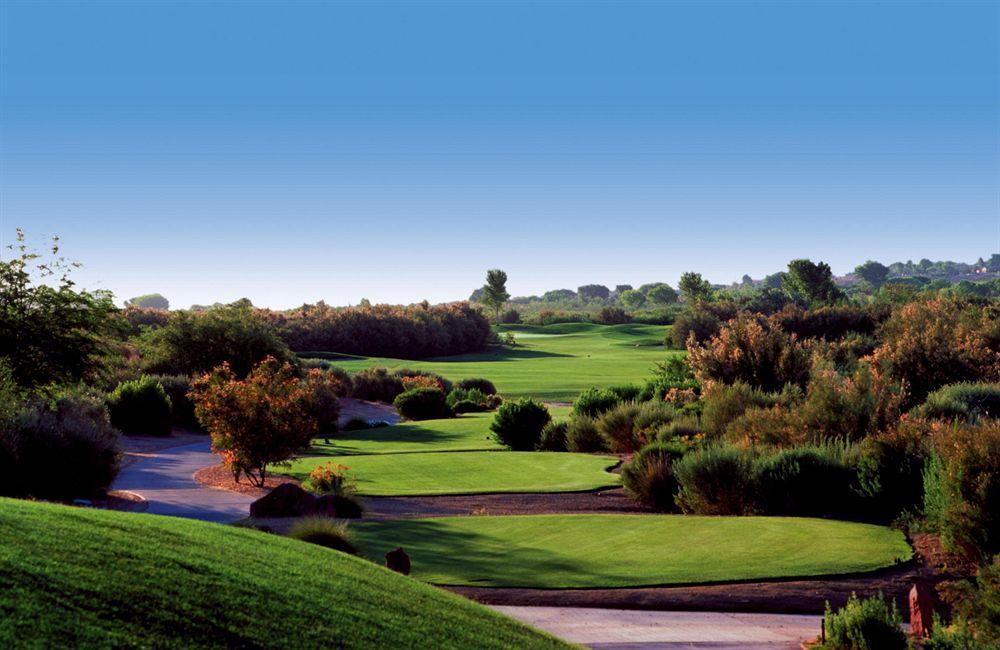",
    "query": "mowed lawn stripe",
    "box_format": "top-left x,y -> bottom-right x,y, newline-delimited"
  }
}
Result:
281,451 -> 621,496
353,514 -> 913,588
